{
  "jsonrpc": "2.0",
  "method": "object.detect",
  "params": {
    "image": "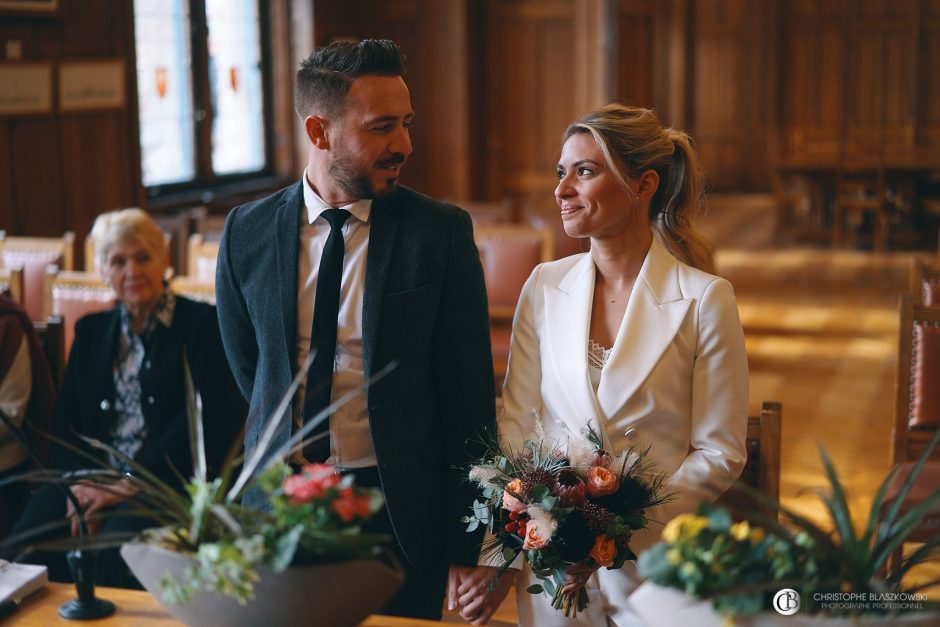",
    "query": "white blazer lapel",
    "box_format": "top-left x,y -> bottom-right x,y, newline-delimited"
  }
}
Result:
543,254 -> 604,426
596,239 -> 693,419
